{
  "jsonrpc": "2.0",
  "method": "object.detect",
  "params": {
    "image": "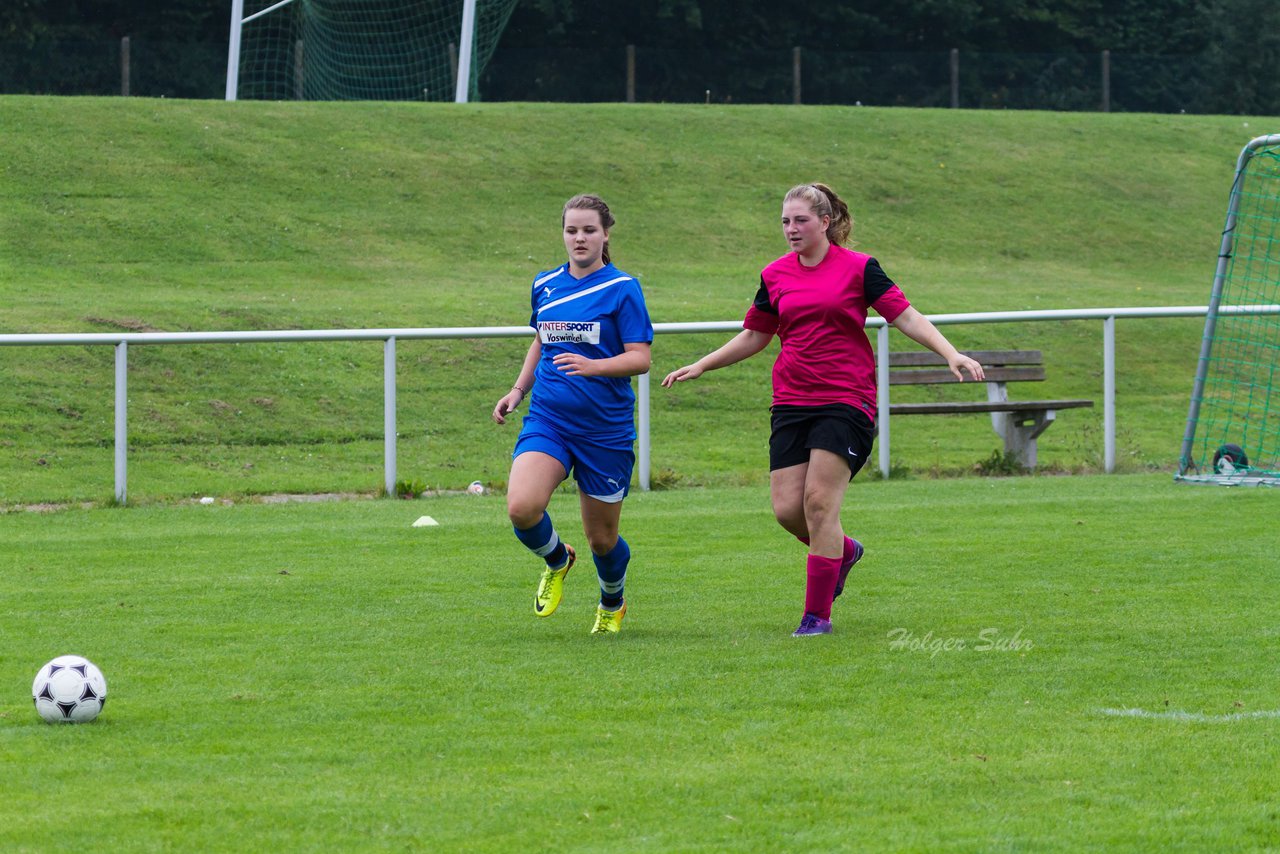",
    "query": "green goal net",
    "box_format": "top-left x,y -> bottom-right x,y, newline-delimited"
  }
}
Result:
230,0 -> 518,101
1178,134 -> 1280,486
